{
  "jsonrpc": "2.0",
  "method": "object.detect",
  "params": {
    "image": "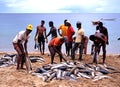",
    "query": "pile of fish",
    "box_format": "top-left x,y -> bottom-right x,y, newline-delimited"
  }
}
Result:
0,54 -> 45,68
0,54 -> 17,67
32,61 -> 120,82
